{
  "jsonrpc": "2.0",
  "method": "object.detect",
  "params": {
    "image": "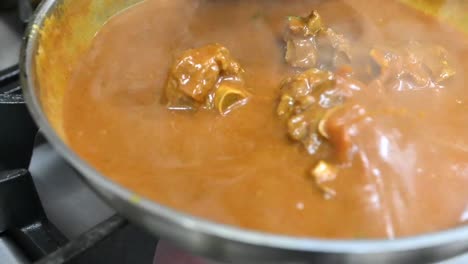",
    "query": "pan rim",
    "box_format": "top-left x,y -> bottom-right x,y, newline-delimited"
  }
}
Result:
20,0 -> 468,260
